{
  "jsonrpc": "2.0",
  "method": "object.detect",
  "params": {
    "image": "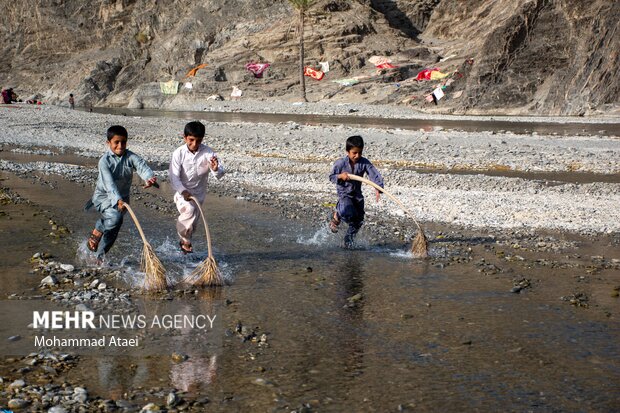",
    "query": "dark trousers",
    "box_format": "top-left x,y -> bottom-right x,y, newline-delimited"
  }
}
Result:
94,206 -> 125,259
336,196 -> 364,238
